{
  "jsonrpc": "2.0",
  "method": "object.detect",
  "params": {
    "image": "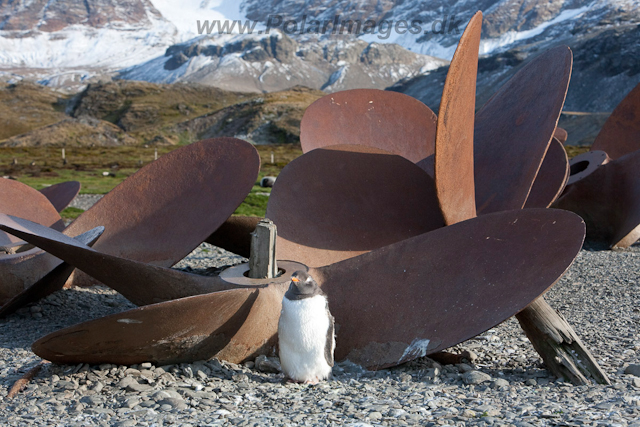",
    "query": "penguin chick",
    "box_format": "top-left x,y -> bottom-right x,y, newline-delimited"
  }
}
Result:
278,270 -> 335,384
